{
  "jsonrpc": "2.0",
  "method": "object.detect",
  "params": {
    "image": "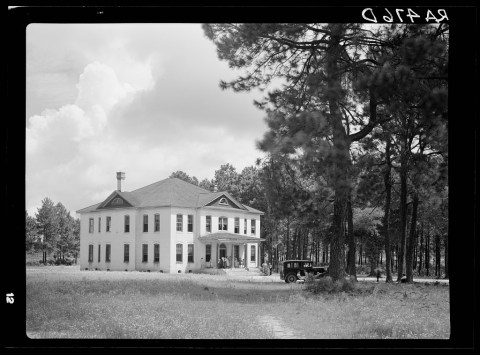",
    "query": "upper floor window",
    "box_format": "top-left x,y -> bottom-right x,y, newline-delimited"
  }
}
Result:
206,215 -> 211,233
124,215 -> 130,233
176,214 -> 183,232
188,215 -> 193,232
143,214 -> 148,233
219,217 -> 228,231
106,216 -> 111,232
88,245 -> 94,262
89,218 -> 94,233
251,219 -> 256,235
219,197 -> 229,206
98,217 -> 101,233
234,217 -> 240,234
244,218 -> 247,234
154,214 -> 160,232
105,244 -> 111,263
